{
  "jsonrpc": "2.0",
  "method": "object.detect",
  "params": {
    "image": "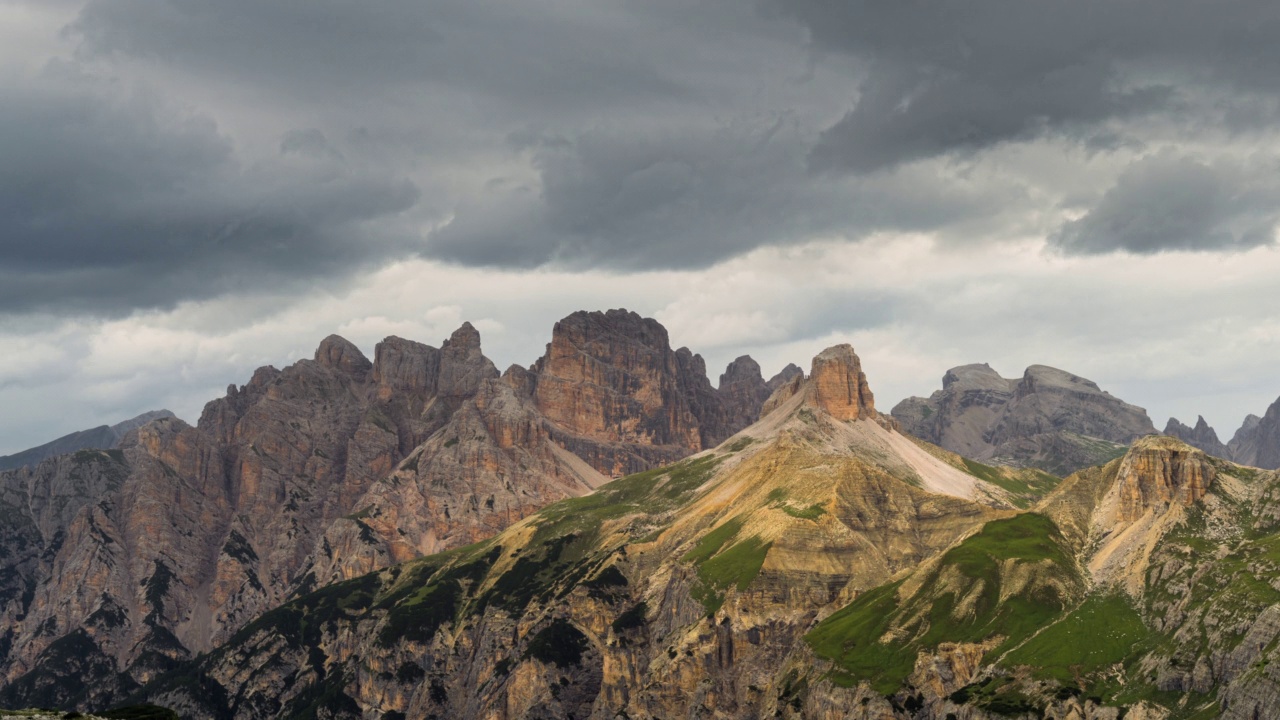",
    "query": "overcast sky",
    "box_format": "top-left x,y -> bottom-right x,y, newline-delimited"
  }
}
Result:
4,0 -> 1280,454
